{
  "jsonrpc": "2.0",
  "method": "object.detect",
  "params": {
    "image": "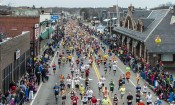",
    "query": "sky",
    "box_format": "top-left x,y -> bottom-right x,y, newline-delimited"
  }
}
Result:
2,0 -> 175,8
